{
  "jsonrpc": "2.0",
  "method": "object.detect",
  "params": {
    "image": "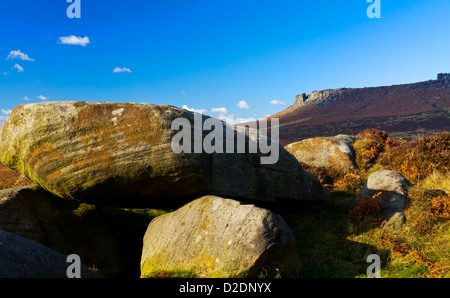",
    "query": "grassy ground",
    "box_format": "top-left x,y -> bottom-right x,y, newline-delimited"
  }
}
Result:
283,195 -> 378,278
284,188 -> 449,278
101,173 -> 449,278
